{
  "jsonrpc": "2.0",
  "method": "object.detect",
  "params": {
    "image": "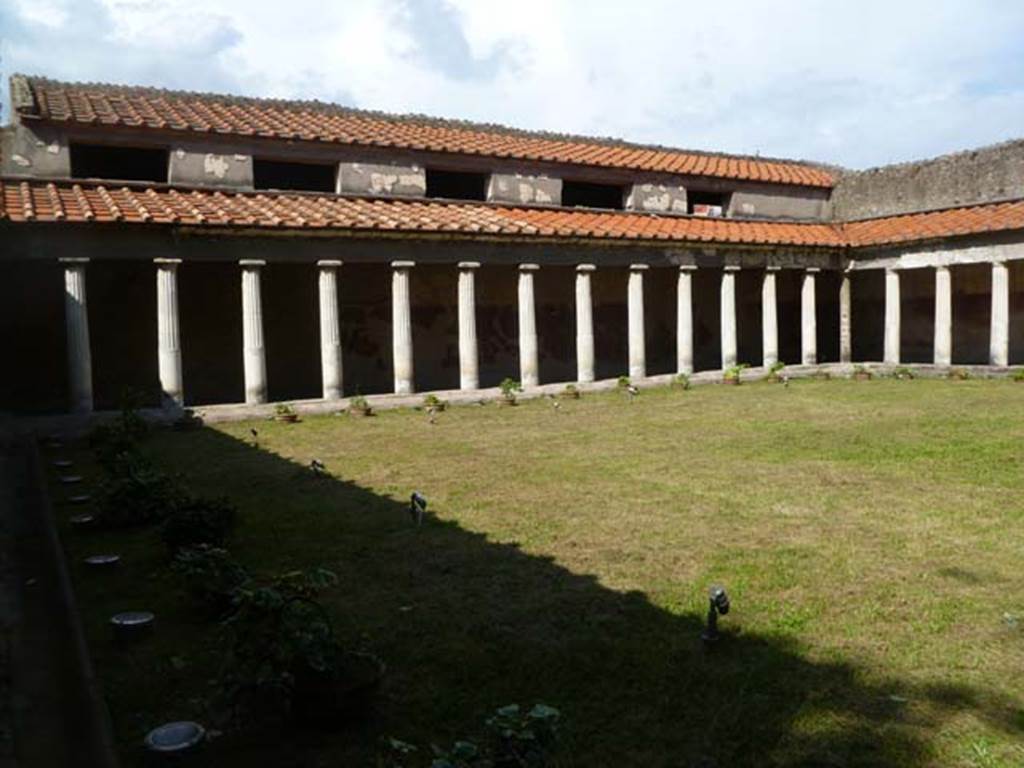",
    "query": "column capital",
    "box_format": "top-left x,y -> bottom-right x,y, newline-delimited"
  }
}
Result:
519,263 -> 540,272
885,265 -> 901,274
629,263 -> 650,271
458,261 -> 481,270
678,264 -> 698,272
764,265 -> 782,272
317,259 -> 343,268
154,258 -> 182,266
723,265 -> 741,273
391,260 -> 415,269
576,263 -> 596,273
804,267 -> 821,274
239,259 -> 266,267
991,259 -> 1008,268
59,257 -> 89,265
